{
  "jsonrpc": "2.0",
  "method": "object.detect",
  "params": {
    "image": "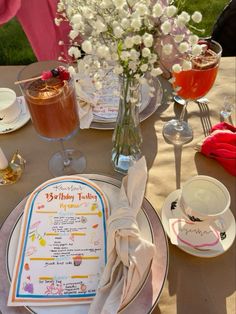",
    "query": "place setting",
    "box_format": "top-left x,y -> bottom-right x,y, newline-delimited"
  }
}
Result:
1,157 -> 168,314
161,175 -> 236,258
